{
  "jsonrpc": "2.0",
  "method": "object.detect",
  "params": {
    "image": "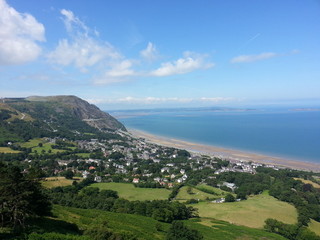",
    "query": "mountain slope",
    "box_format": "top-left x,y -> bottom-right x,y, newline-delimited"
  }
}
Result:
0,95 -> 125,144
